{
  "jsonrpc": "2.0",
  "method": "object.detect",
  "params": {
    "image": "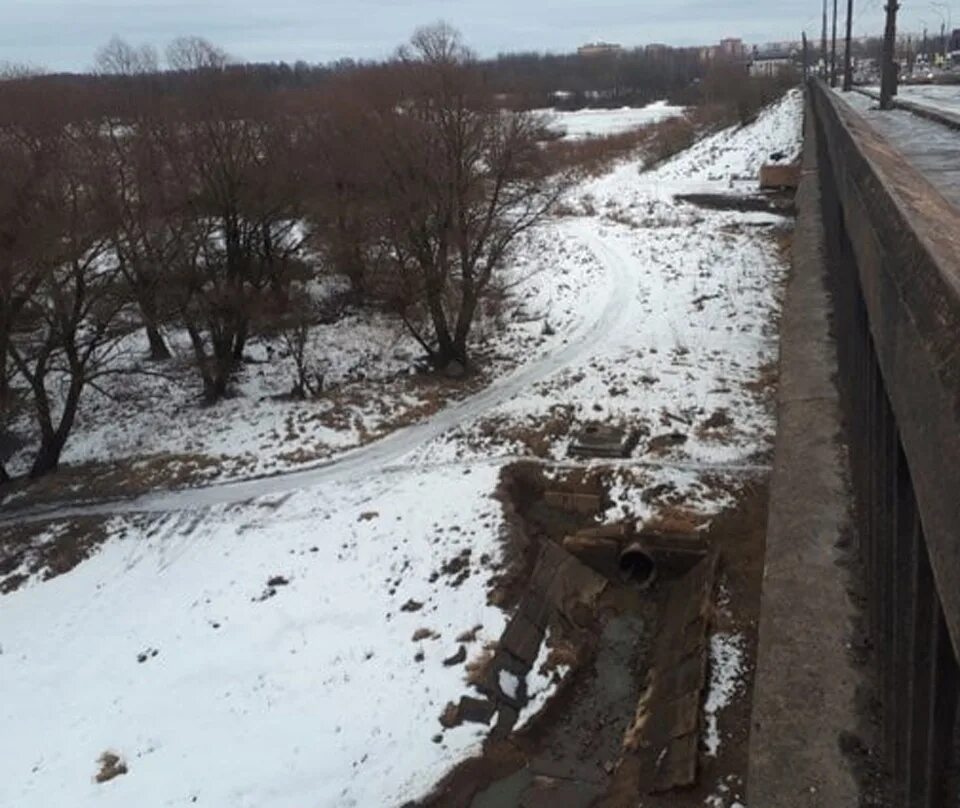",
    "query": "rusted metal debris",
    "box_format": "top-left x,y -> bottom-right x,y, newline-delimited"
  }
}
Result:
561,521 -> 708,586
569,423 -> 638,459
621,551 -> 719,793
441,541 -> 607,737
543,489 -> 603,516
759,162 -> 801,190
